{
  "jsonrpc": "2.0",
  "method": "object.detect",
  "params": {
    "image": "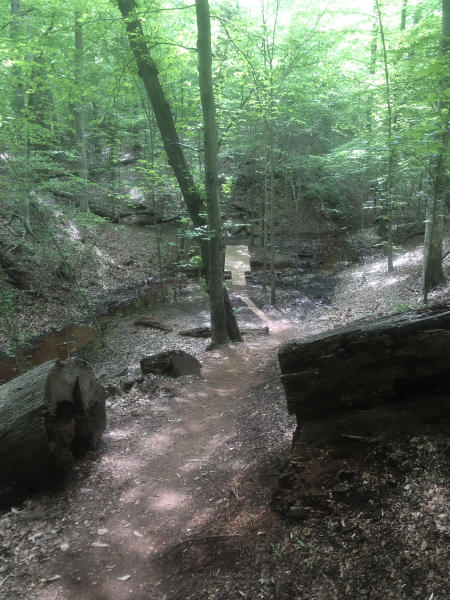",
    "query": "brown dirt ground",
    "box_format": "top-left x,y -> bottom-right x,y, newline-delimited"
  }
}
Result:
1,314 -> 298,600
0,243 -> 449,600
